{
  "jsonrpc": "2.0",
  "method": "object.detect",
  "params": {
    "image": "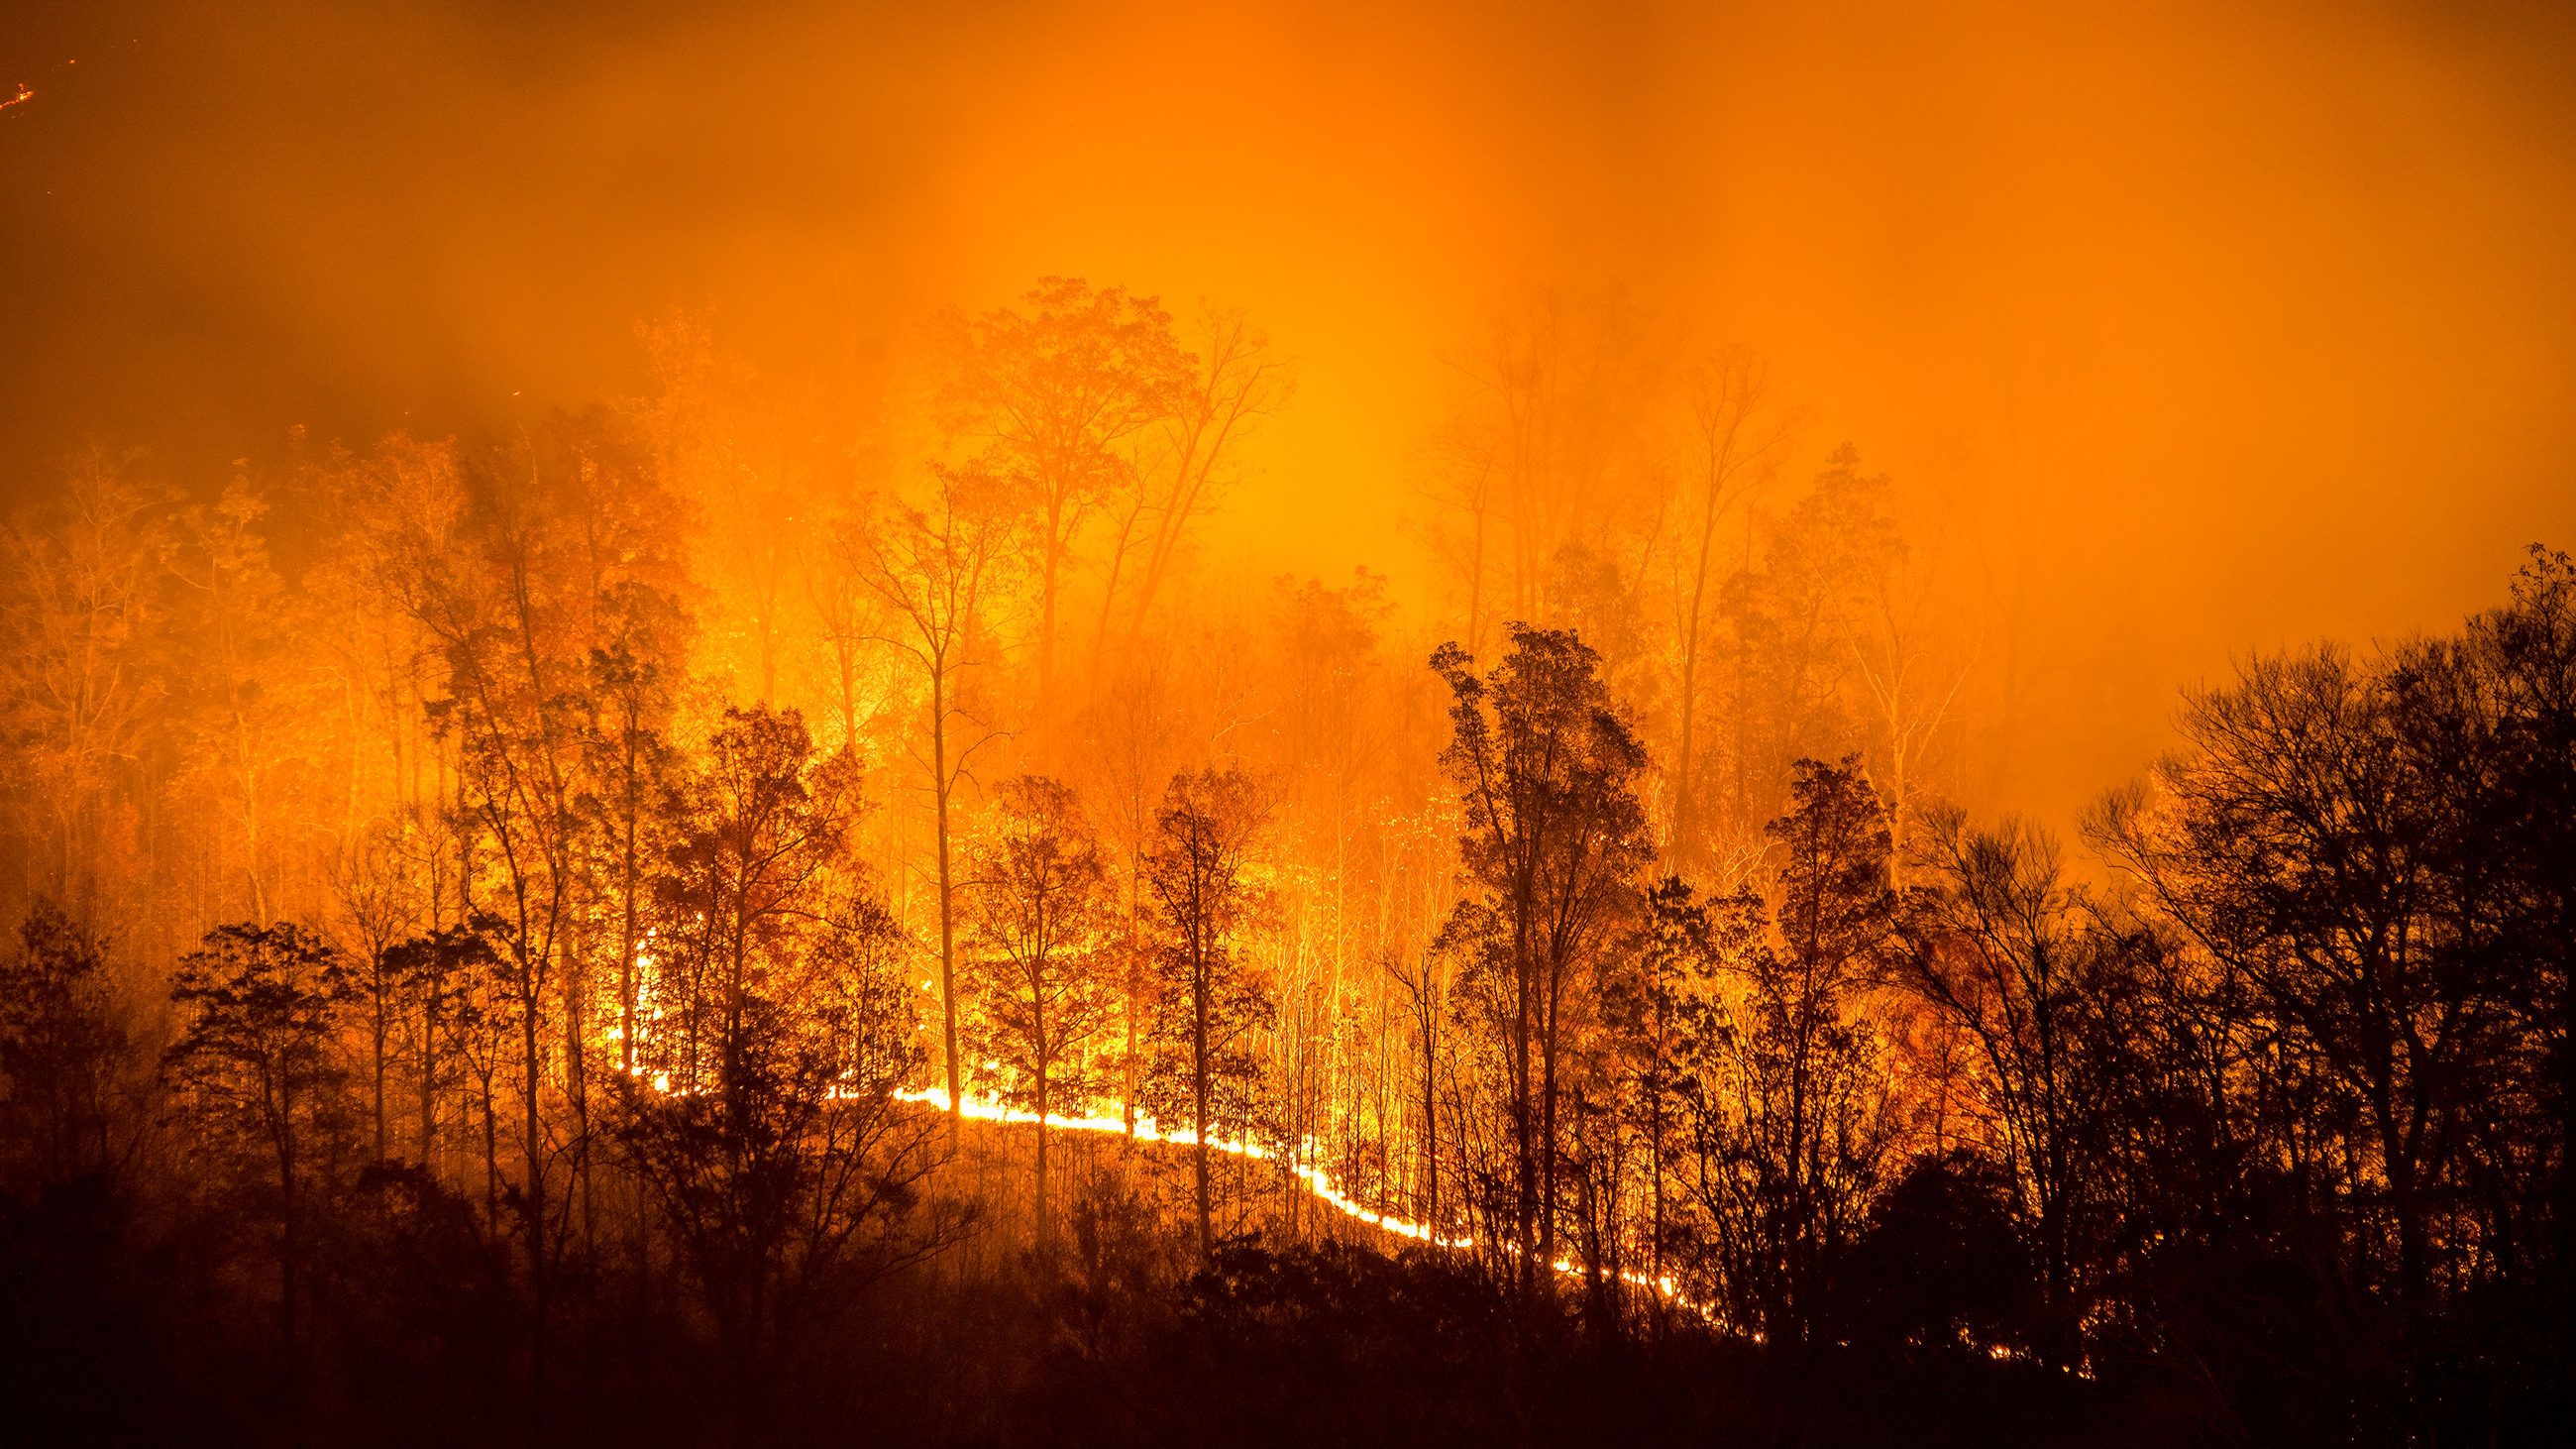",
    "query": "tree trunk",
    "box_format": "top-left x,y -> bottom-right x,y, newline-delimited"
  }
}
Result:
1037,505 -> 1062,705
620,716 -> 642,1077
933,664 -> 962,1126
481,1072 -> 499,1228
1422,1013 -> 1440,1228
419,989 -> 439,1169
1034,1057 -> 1052,1253
1194,948 -> 1214,1258
372,992 -> 389,1162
